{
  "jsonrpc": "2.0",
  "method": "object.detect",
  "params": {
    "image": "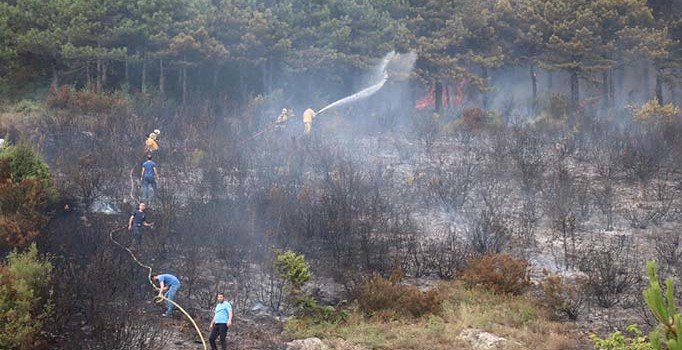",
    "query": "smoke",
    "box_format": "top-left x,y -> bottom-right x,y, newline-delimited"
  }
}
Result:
316,51 -> 417,116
